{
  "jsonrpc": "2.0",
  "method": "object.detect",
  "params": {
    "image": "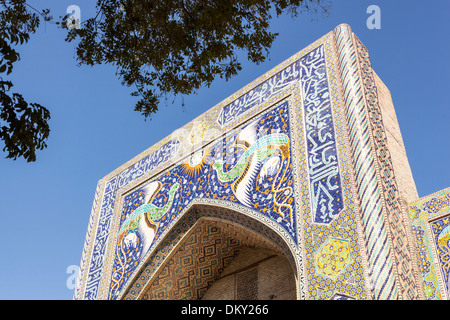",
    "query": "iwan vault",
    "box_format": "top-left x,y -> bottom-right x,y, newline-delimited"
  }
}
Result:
74,24 -> 450,300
